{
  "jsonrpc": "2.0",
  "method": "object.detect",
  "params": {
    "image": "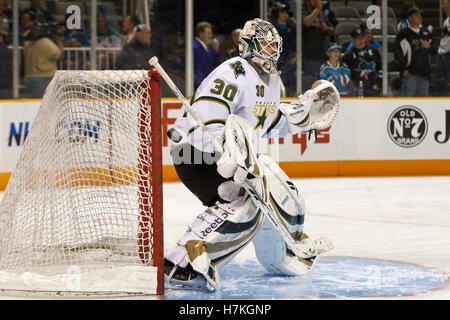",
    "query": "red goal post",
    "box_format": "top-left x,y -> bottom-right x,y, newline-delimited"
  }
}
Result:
142,69 -> 164,295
